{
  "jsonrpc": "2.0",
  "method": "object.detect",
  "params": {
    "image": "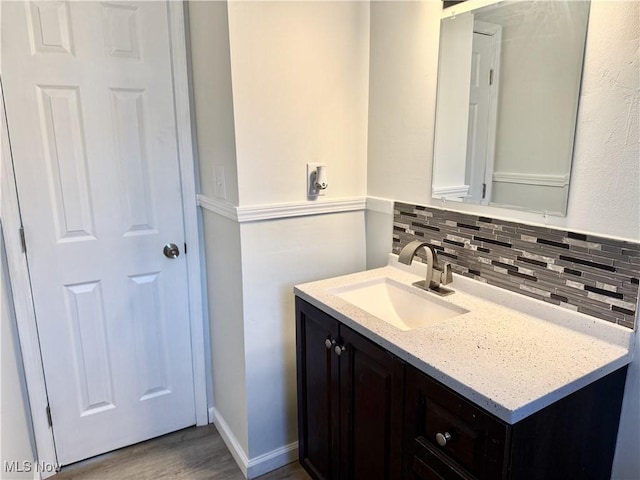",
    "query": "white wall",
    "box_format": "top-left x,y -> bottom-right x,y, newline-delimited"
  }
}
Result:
366,207 -> 394,269
227,2 -> 370,464
1,228 -> 37,480
564,1 -> 639,240
367,2 -> 639,477
189,1 -> 370,474
490,182 -> 569,215
188,0 -> 249,456
481,1 -> 589,214
592,5 -> 640,478
228,1 -> 369,206
367,1 -> 440,206
432,12 -> 474,194
202,212 -> 249,454
479,2 -> 589,174
368,0 -> 639,239
241,213 -> 366,458
187,0 -> 240,204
